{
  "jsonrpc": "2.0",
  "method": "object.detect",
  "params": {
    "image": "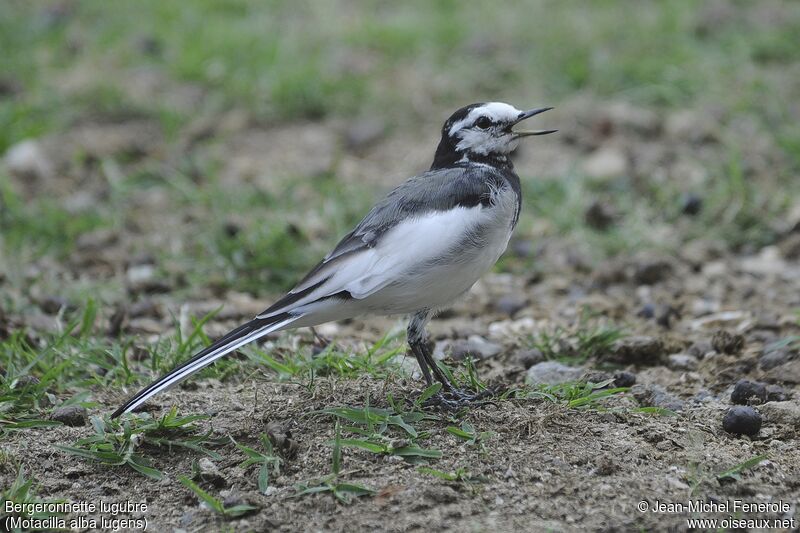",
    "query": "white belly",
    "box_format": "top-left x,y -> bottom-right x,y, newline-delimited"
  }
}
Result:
357,189 -> 517,314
